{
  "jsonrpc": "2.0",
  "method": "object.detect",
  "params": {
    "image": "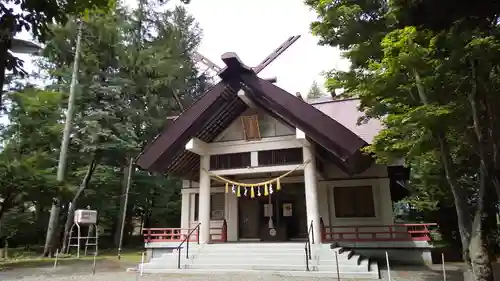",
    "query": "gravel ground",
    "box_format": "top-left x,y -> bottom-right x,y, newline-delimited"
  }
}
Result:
0,260 -> 468,281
